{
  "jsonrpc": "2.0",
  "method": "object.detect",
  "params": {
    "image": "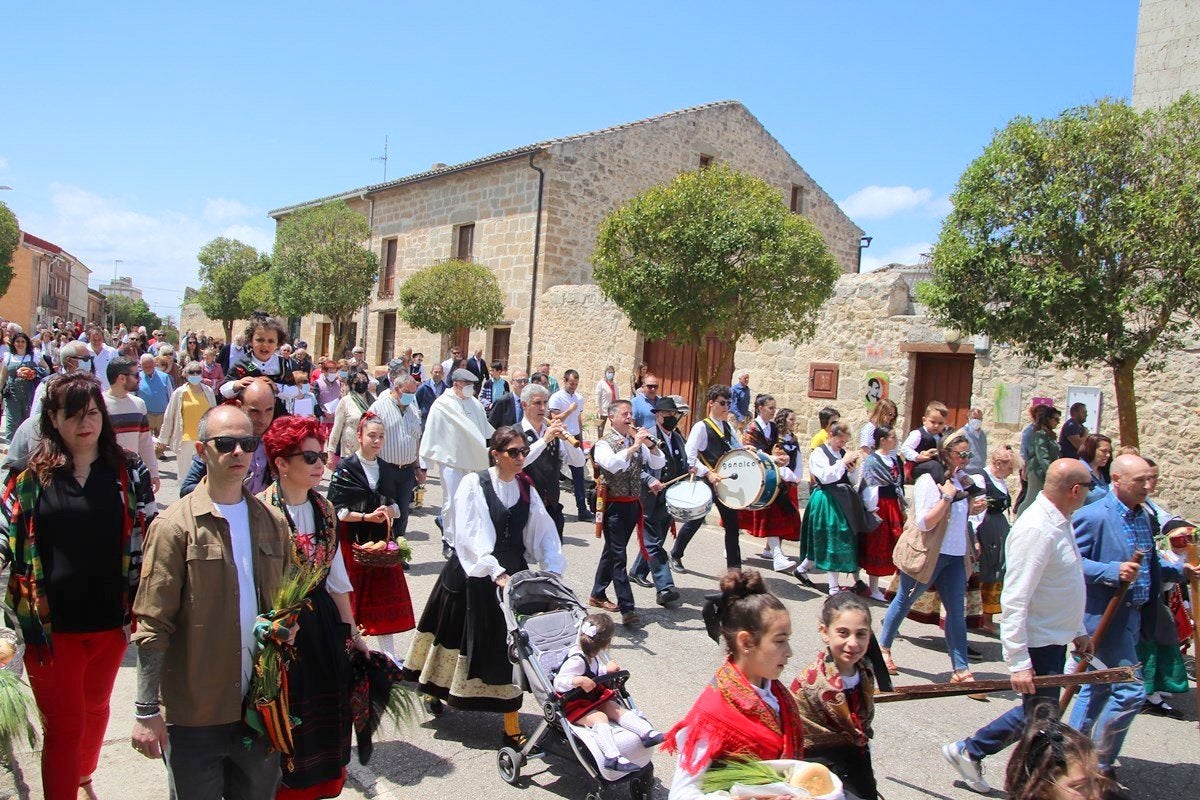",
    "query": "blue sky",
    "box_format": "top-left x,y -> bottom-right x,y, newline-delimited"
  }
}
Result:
2,1 -> 1140,323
